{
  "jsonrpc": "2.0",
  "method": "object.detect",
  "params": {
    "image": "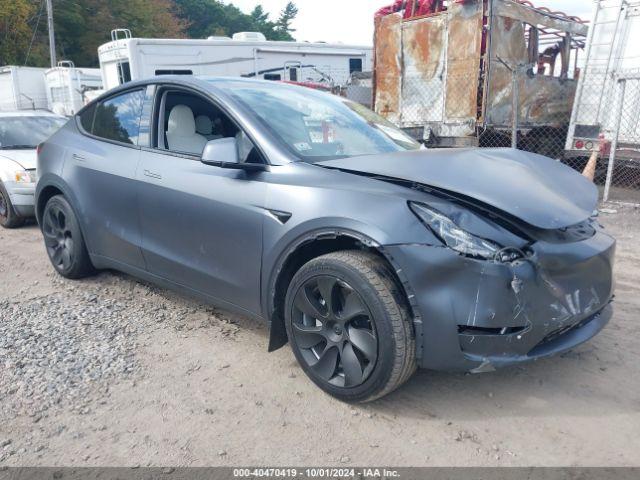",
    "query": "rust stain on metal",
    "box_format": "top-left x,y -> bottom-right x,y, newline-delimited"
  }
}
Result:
445,2 -> 483,120
373,0 -> 585,140
503,16 -> 514,31
400,15 -> 446,126
521,77 -> 577,125
486,13 -> 576,127
496,0 -> 588,36
490,15 -> 528,65
374,13 -> 402,123
403,18 -> 443,80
